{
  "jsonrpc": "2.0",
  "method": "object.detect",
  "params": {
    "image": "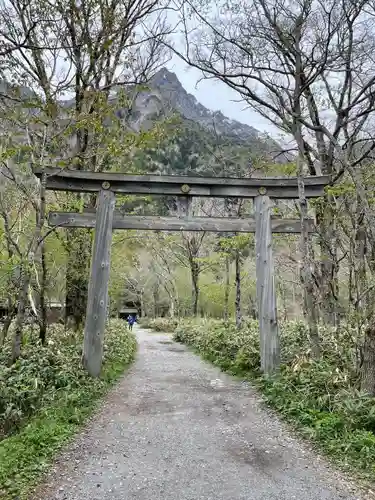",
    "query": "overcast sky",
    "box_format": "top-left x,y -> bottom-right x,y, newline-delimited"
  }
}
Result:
166,54 -> 281,139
